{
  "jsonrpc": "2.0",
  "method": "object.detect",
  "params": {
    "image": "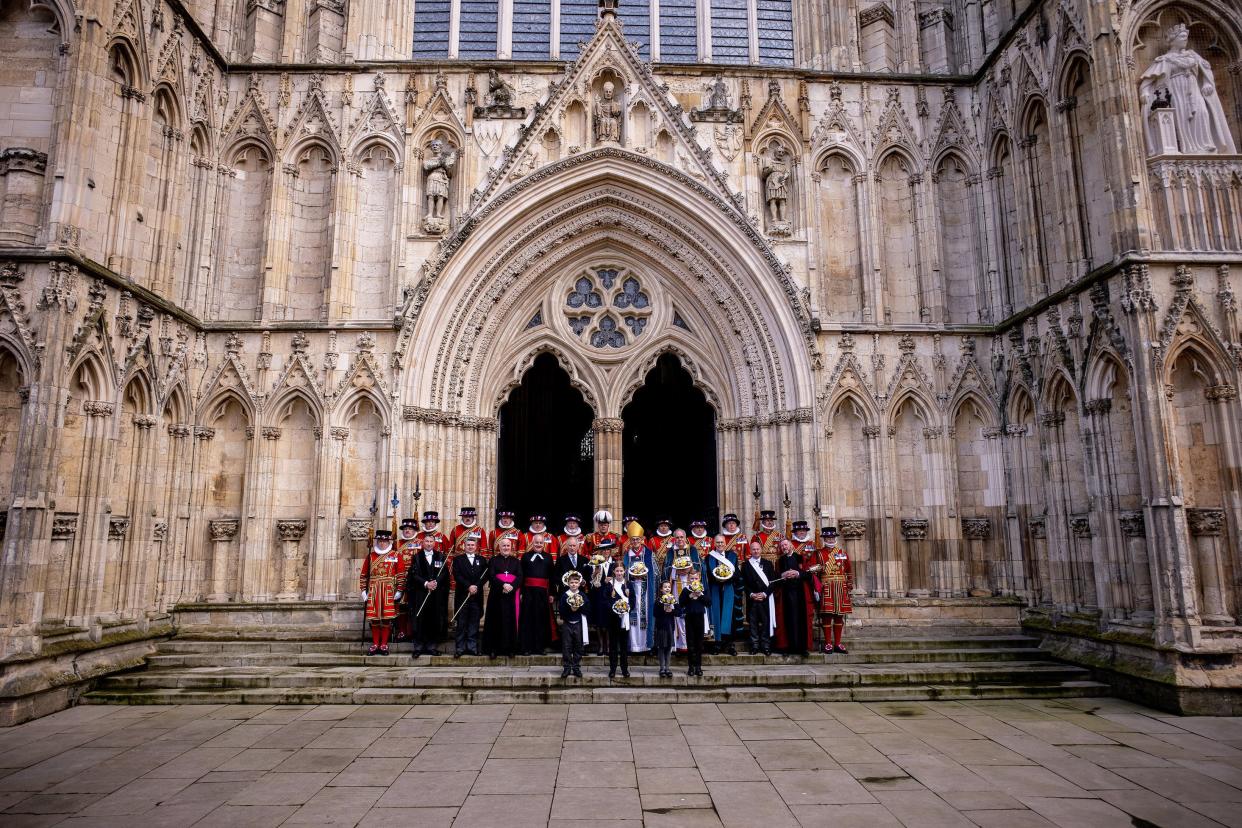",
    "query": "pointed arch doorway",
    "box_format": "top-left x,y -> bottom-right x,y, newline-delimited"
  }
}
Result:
497,353 -> 595,526
622,354 -> 718,531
